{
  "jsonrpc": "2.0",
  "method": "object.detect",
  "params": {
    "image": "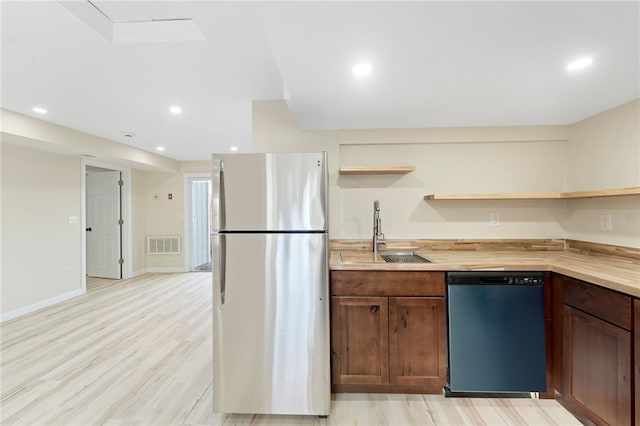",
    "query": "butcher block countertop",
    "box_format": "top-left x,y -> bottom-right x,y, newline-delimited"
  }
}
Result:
329,240 -> 640,298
